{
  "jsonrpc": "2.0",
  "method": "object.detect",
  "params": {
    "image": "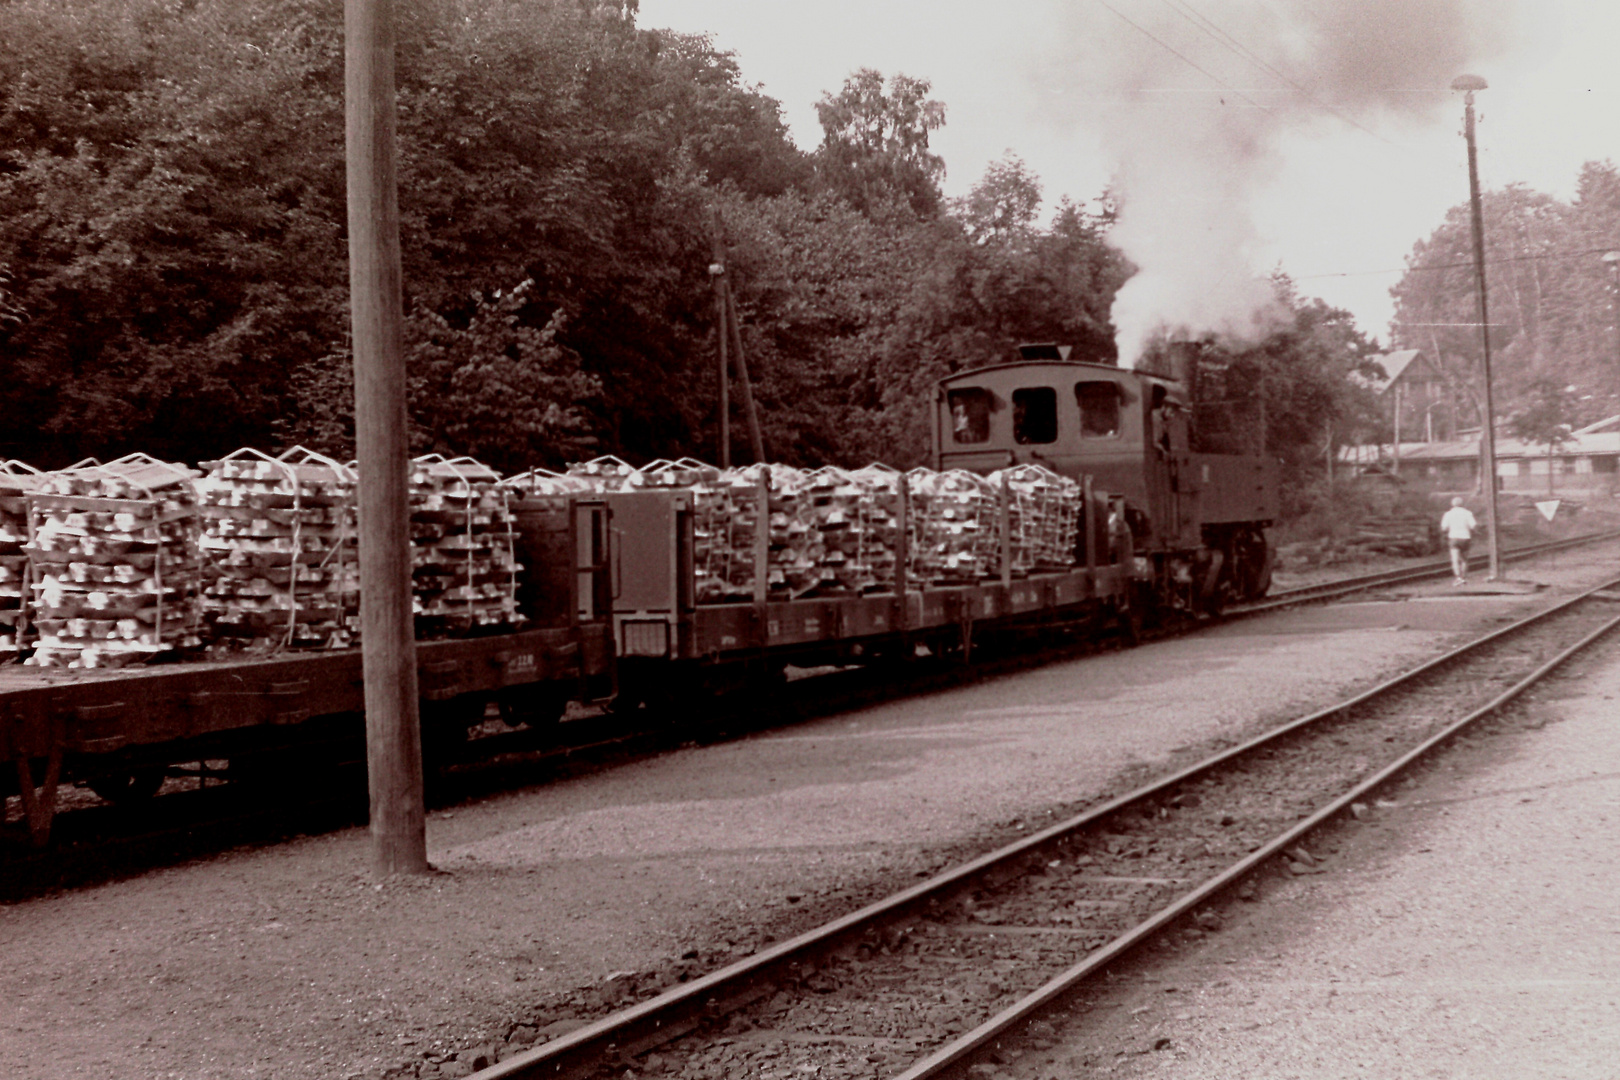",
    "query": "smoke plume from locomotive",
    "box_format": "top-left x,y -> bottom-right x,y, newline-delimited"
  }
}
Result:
1043,0 -> 1514,367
